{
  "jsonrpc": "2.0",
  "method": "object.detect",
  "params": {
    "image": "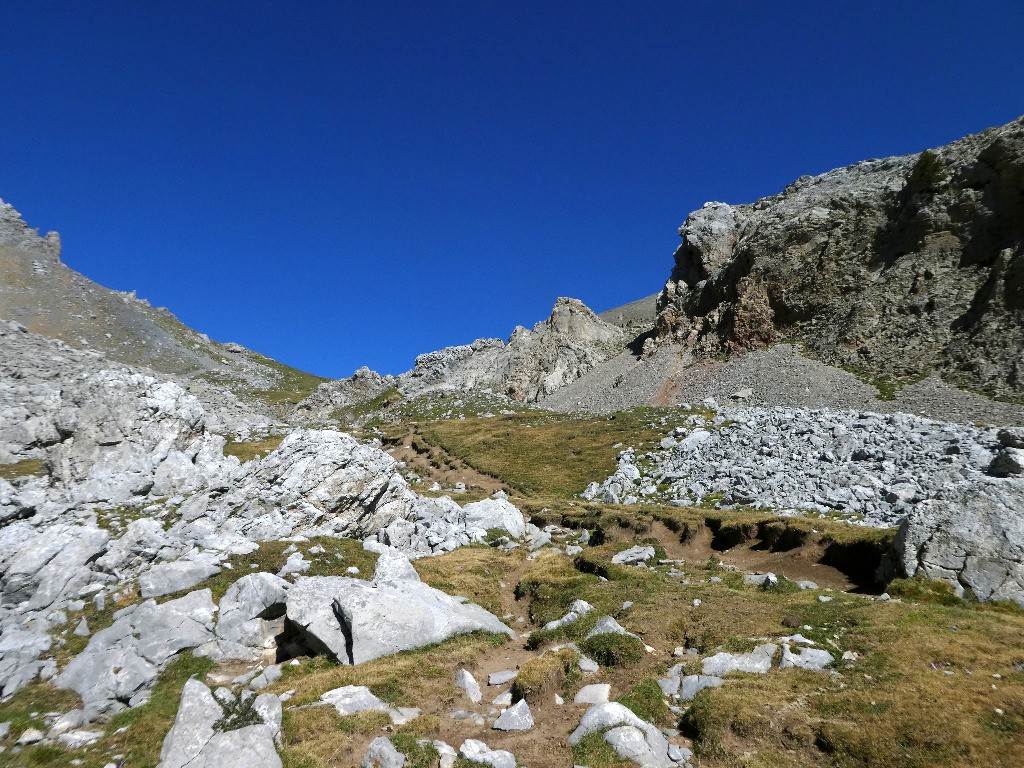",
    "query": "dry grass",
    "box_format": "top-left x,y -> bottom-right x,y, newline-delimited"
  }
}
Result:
418,407 -> 704,497
222,435 -> 286,462
0,457 -> 45,481
511,648 -> 579,704
269,633 -> 511,767
413,545 -> 524,616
